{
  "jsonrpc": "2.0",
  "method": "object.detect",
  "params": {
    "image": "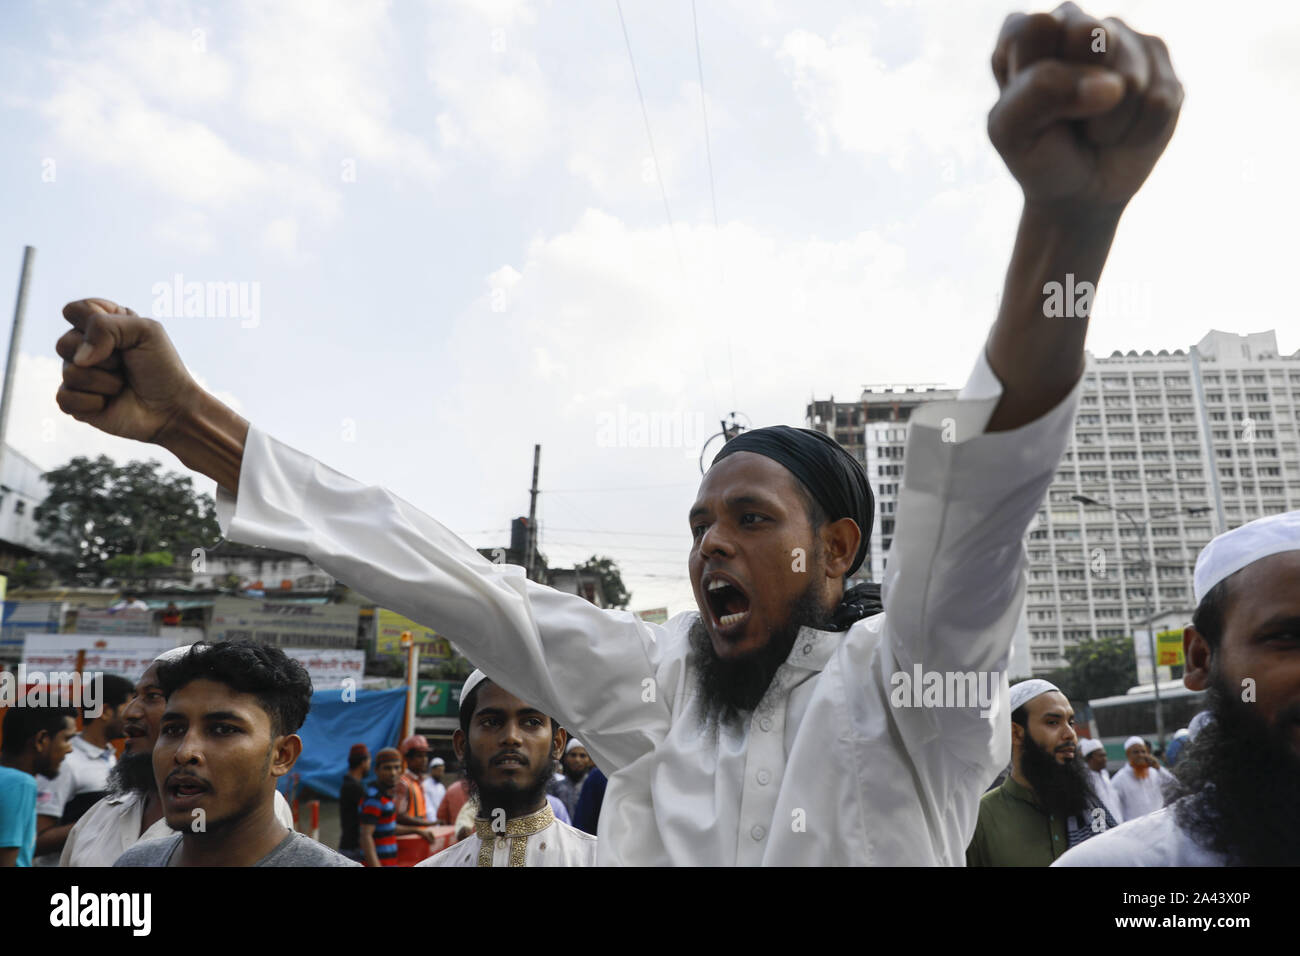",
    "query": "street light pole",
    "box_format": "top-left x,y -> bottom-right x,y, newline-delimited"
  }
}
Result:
1072,494 -> 1165,751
